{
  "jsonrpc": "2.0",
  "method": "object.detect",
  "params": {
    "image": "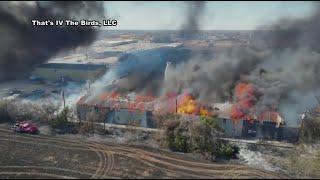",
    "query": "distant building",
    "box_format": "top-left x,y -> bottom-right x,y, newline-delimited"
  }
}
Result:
32,63 -> 107,82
